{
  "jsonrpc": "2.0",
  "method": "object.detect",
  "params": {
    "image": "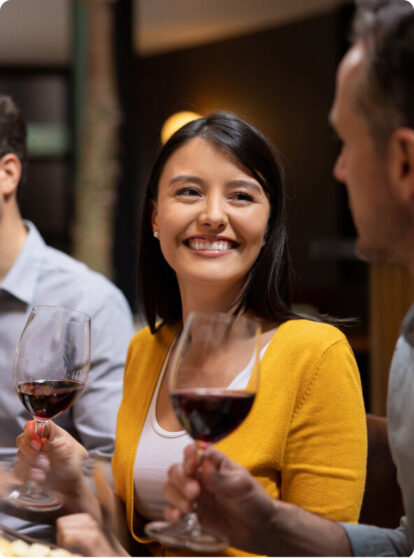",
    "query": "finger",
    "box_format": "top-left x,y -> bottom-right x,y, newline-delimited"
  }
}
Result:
21,421 -> 42,451
183,444 -> 199,476
163,480 -> 193,514
167,463 -> 200,500
164,504 -> 183,523
199,459 -> 218,491
16,434 -> 41,459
